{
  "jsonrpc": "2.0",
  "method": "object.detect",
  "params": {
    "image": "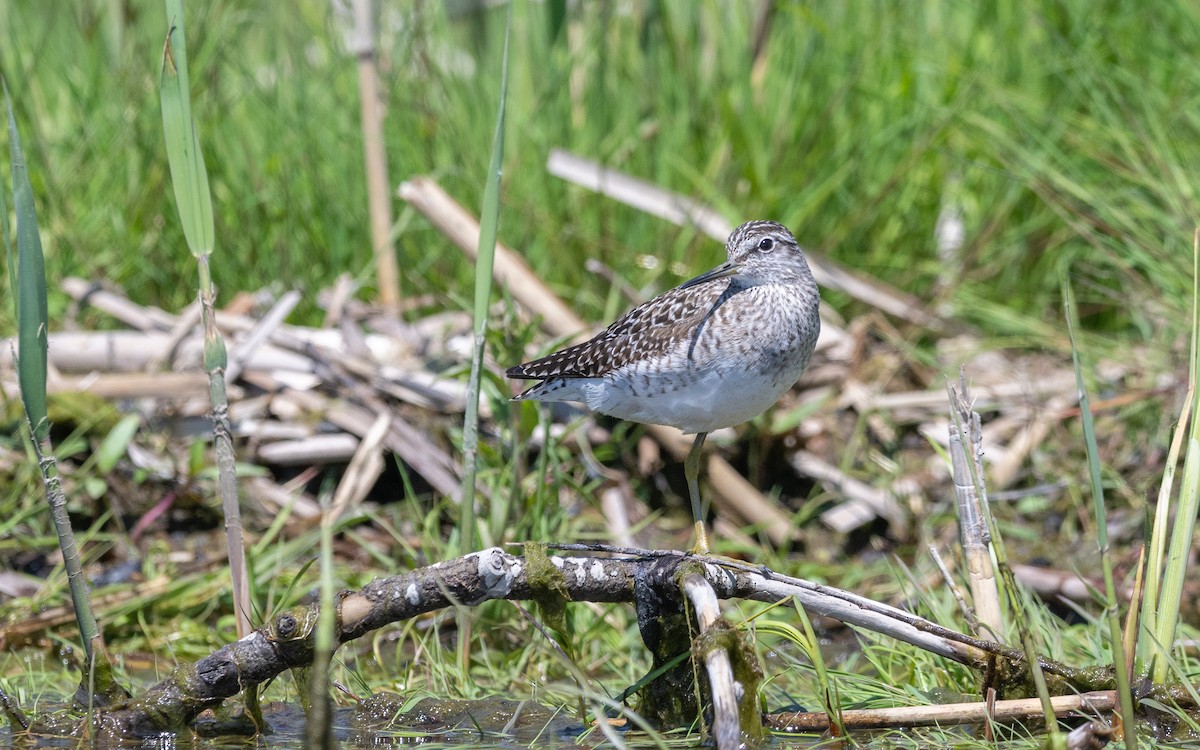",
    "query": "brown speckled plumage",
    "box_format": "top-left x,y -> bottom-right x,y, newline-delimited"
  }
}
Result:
506,220 -> 821,435
507,220 -> 820,553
